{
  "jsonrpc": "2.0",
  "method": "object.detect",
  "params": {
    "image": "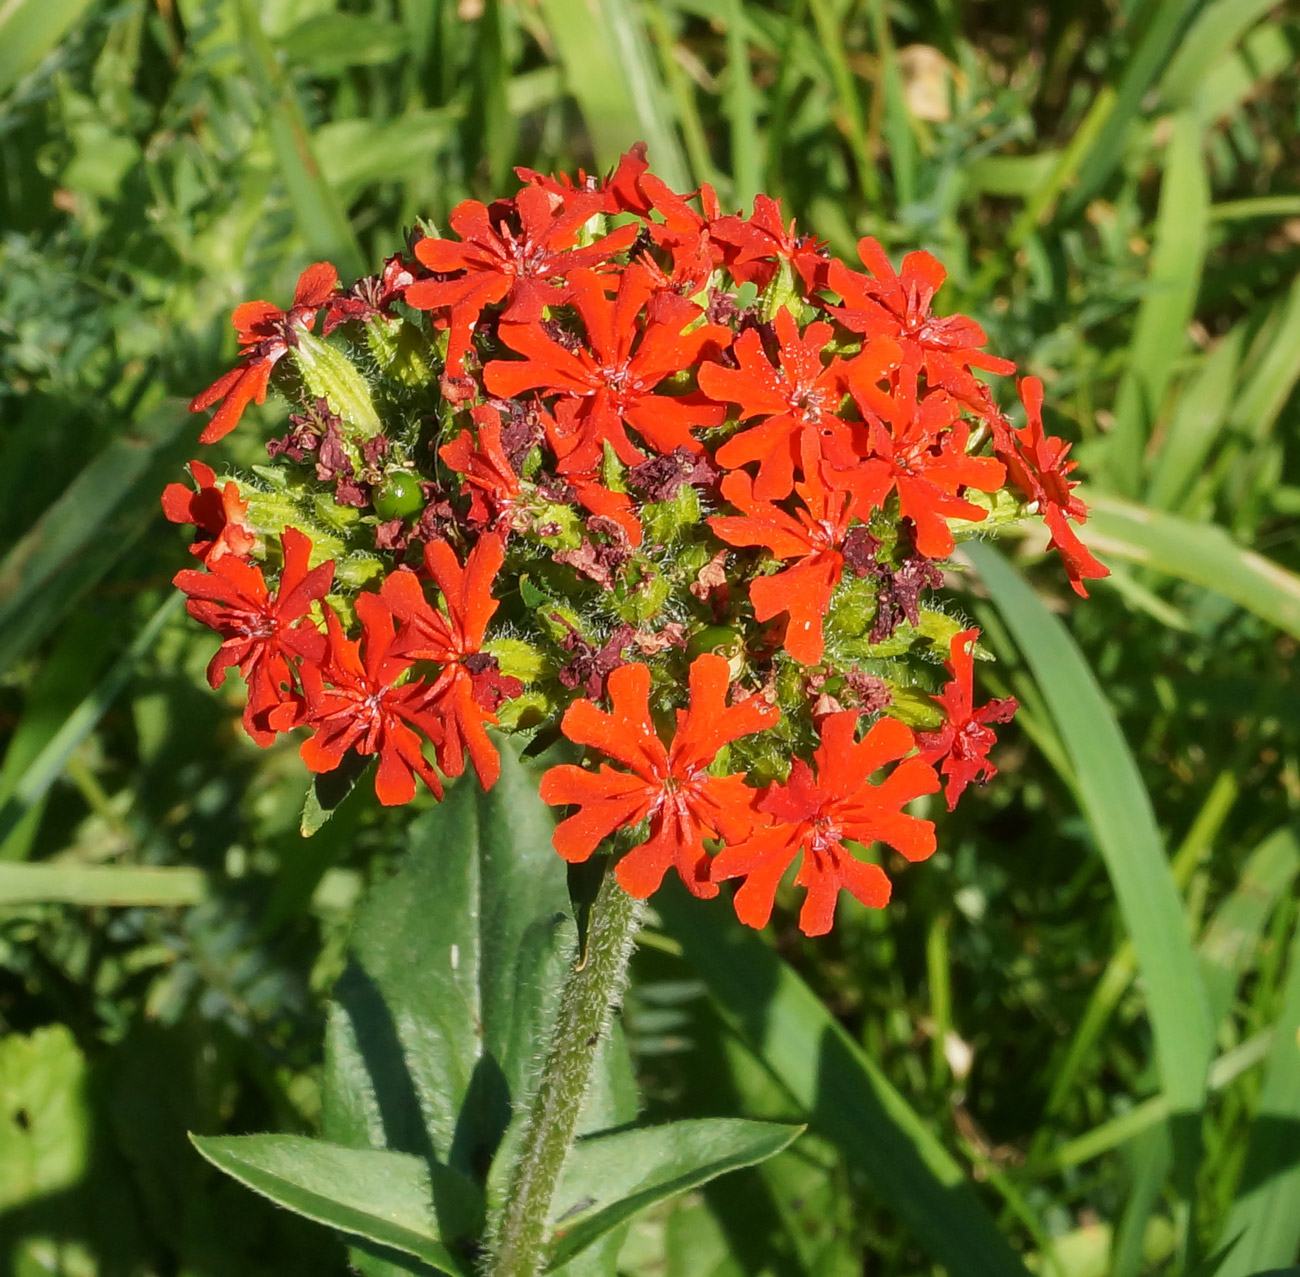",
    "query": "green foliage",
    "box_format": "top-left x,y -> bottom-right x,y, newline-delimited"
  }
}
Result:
3,0 -> 1300,1273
